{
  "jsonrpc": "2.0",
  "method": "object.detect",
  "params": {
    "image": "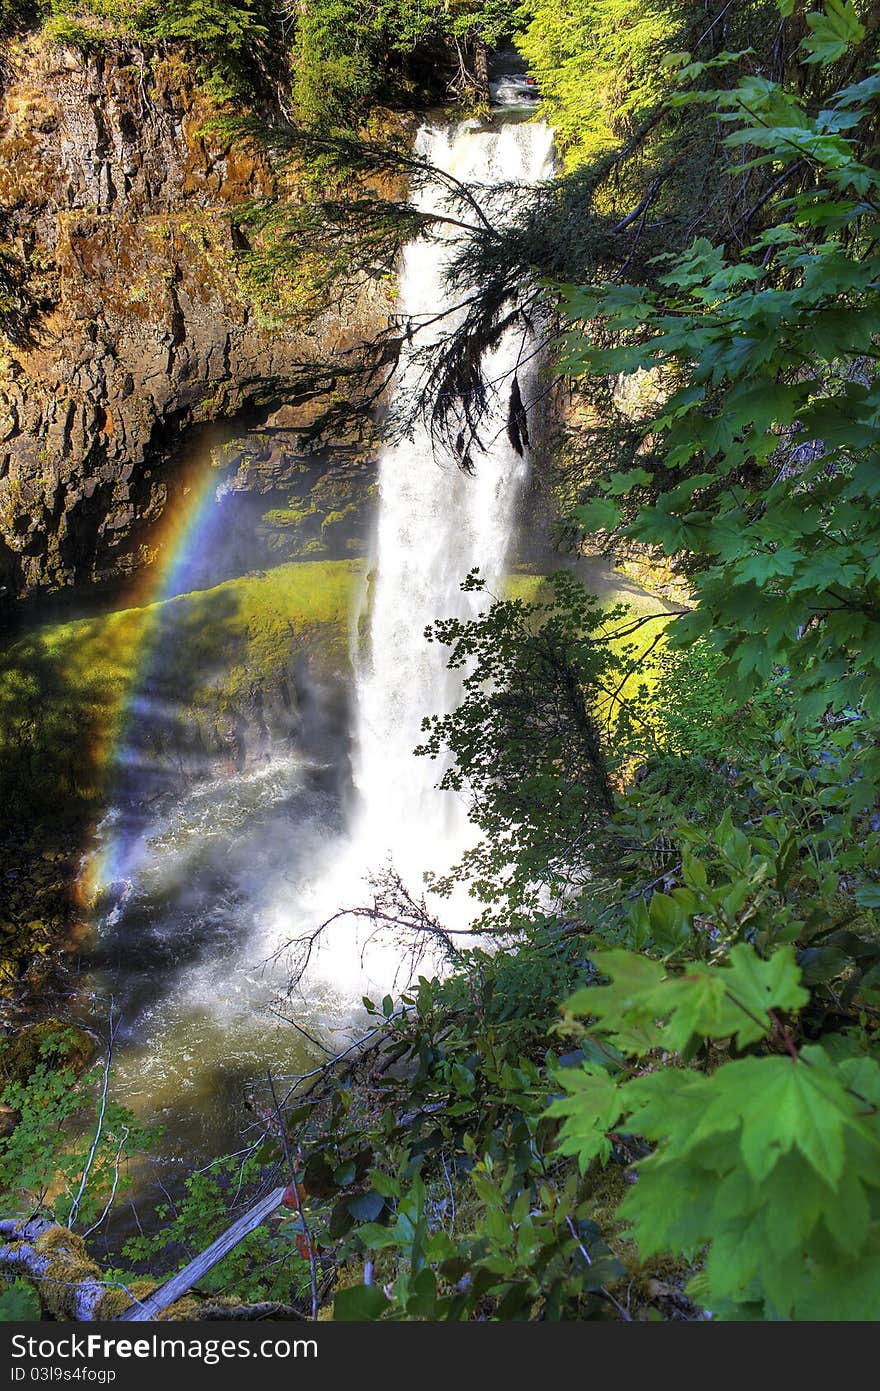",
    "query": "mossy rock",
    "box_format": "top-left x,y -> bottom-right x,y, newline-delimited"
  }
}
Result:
0,1020 -> 94,1088
0,557 -> 365,819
